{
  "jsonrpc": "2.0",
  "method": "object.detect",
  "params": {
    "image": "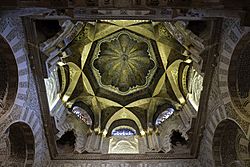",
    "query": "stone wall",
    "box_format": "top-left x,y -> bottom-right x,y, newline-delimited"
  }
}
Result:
0,8 -> 51,167
49,159 -> 201,167
0,9 -> 201,166
198,18 -> 250,167
0,8 -> 249,167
